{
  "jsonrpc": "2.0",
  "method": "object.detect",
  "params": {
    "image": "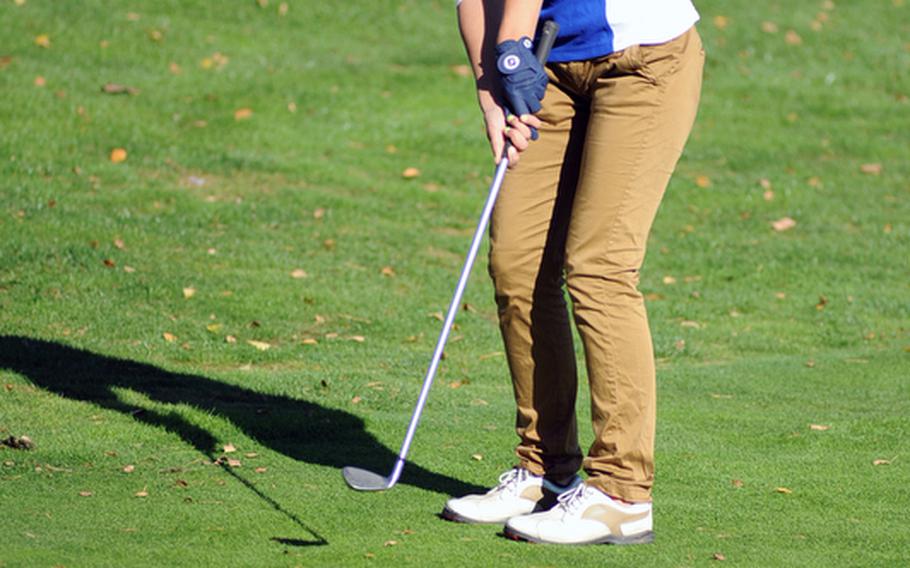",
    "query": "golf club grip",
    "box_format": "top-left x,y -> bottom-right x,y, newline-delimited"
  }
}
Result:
535,20 -> 559,64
